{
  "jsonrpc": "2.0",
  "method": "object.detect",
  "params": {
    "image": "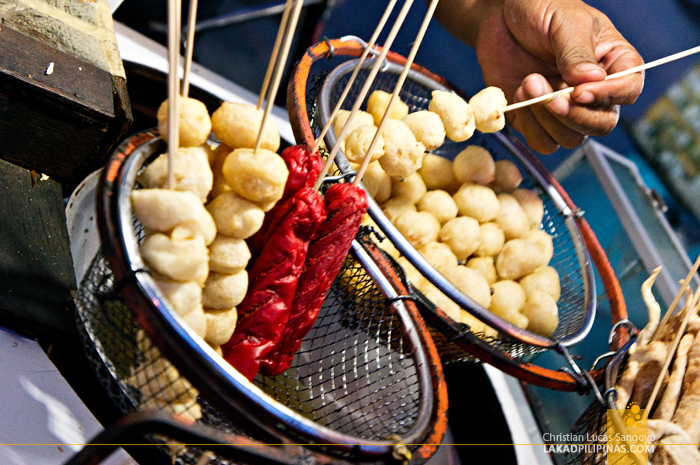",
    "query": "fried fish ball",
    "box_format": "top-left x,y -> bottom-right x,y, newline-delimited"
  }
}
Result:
469,87 -> 507,133
473,222 -> 505,257
418,189 -> 458,224
181,304 -> 207,338
381,196 -> 417,222
452,184 -> 500,223
222,148 -> 289,209
378,119 -> 426,177
444,265 -> 491,308
512,188 -> 544,228
428,90 -> 475,142
208,235 -> 251,274
132,189 -> 217,245
202,270 -> 248,309
439,216 -> 481,261
419,241 -> 458,274
367,90 -> 409,125
157,97 -> 212,147
495,193 -> 530,240
204,307 -> 238,346
206,191 -> 265,239
345,125 -> 385,163
521,291 -> 559,336
418,154 -> 460,193
496,229 -> 554,280
138,147 -> 213,202
362,161 -> 392,203
489,160 -> 523,193
211,102 -> 280,151
394,210 -> 441,249
392,172 -> 427,204
333,109 -> 374,152
141,233 -> 209,284
396,256 -> 427,289
209,144 -> 234,199
153,276 -> 202,317
402,110 -> 445,151
519,266 -> 561,301
466,256 -> 498,285
453,145 -> 496,185
490,280 -> 528,328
